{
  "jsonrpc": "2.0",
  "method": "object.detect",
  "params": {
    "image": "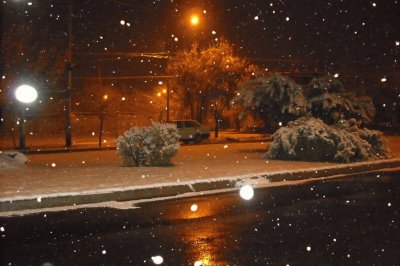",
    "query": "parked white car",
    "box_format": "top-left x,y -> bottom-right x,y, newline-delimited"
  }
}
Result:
170,120 -> 210,143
